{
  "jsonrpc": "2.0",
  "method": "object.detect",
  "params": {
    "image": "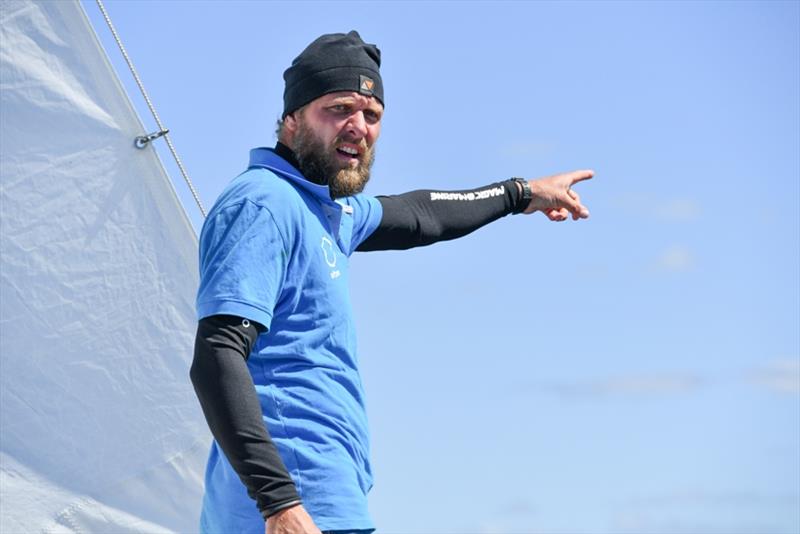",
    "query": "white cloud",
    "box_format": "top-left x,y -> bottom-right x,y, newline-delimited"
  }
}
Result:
748,358 -> 800,394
